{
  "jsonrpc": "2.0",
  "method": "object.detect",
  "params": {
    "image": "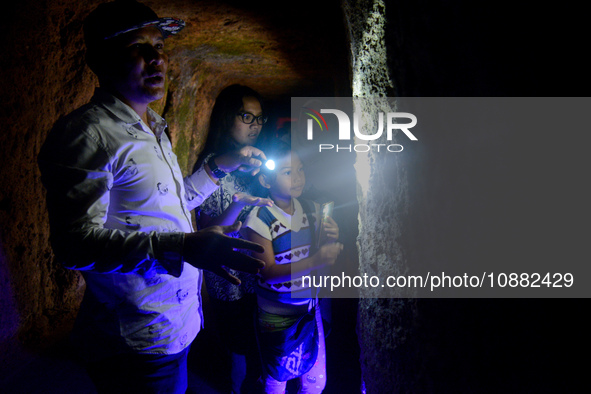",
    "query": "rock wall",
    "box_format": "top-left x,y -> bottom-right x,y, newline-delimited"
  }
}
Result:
345,0 -> 588,392
343,1 -> 419,391
0,0 -> 100,365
